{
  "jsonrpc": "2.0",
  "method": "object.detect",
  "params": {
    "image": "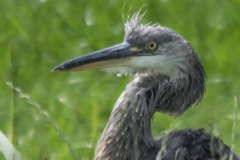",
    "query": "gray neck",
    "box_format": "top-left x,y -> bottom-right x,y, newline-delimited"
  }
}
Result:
94,53 -> 206,160
94,75 -> 158,160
